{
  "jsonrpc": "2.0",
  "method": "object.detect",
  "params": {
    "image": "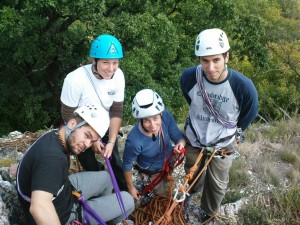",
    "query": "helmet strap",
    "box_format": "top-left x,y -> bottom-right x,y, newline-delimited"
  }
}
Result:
141,122 -> 157,142
217,52 -> 229,81
140,120 -> 150,133
92,61 -> 104,79
152,134 -> 156,141
223,52 -> 229,71
92,60 -> 116,80
65,120 -> 87,152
